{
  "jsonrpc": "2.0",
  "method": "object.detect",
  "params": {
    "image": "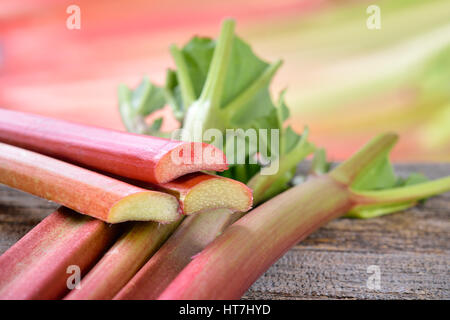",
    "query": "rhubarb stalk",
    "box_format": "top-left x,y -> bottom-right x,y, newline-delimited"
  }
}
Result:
63,220 -> 181,300
64,174 -> 252,300
114,209 -> 238,300
0,108 -> 228,184
158,133 -> 450,299
0,142 -> 180,223
0,207 -> 120,300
